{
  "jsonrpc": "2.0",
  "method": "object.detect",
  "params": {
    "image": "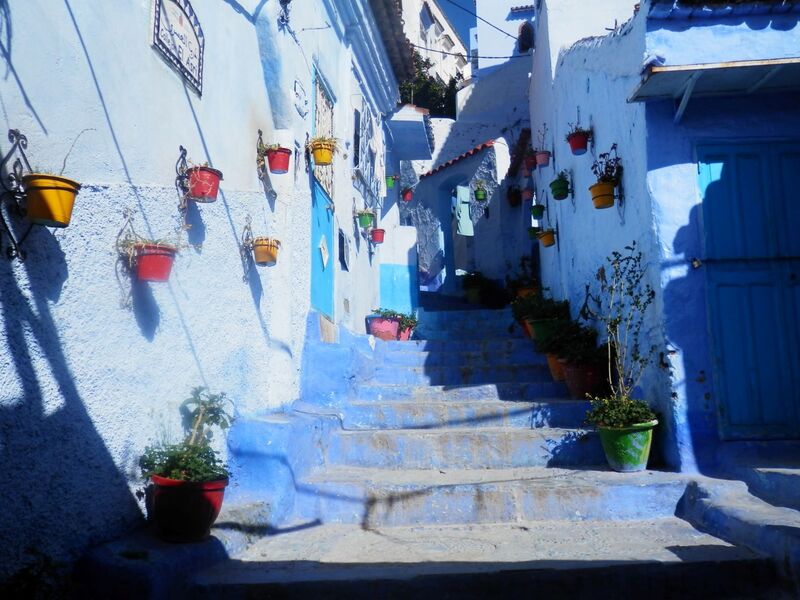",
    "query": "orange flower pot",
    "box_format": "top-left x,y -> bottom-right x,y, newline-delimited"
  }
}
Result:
589,181 -> 615,209
23,174 -> 81,227
253,237 -> 281,265
546,353 -> 566,381
538,230 -> 556,247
